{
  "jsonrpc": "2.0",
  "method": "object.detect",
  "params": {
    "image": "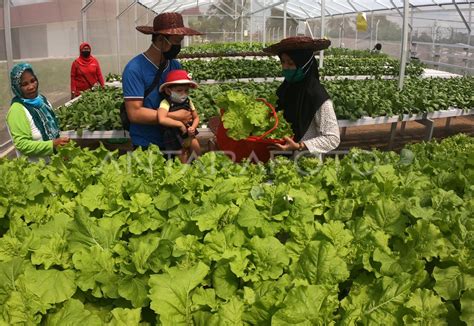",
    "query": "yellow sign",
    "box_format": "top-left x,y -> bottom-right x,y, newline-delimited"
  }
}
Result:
356,13 -> 368,32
